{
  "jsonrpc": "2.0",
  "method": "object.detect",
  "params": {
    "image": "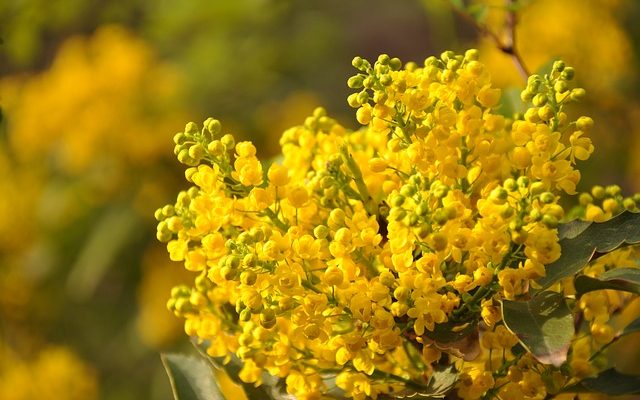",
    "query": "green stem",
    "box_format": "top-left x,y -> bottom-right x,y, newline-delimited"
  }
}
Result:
340,146 -> 375,215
